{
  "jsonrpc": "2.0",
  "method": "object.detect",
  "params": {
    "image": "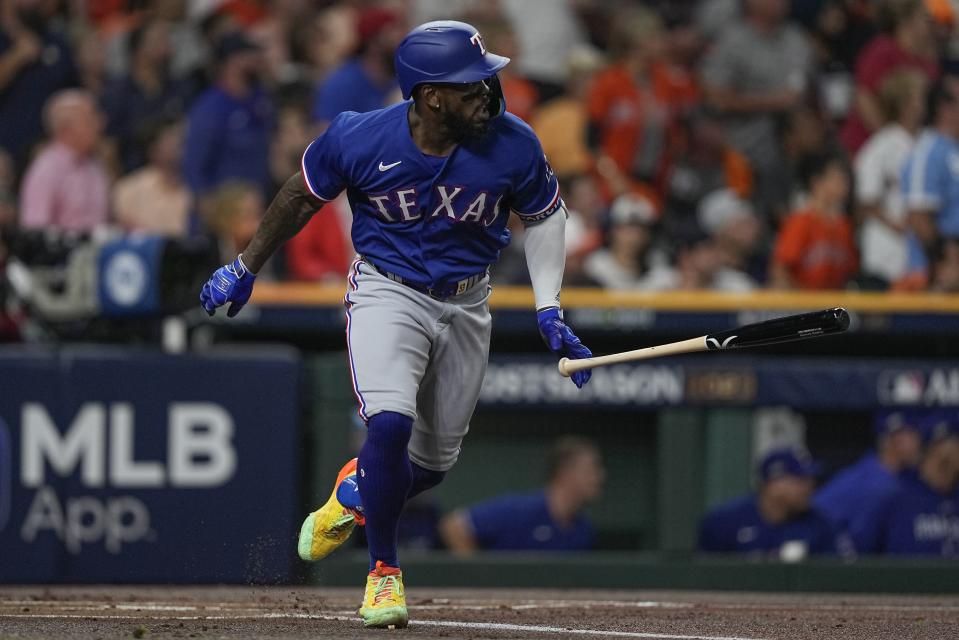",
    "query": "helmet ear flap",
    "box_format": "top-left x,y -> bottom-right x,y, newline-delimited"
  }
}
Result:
487,74 -> 506,117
